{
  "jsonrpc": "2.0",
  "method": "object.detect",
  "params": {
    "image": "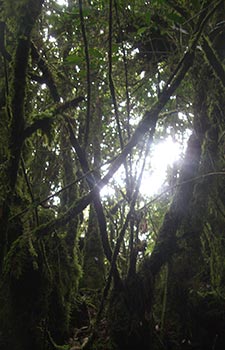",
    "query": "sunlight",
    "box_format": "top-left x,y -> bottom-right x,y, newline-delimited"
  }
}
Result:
139,137 -> 181,197
100,136 -> 182,199
56,0 -> 67,5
